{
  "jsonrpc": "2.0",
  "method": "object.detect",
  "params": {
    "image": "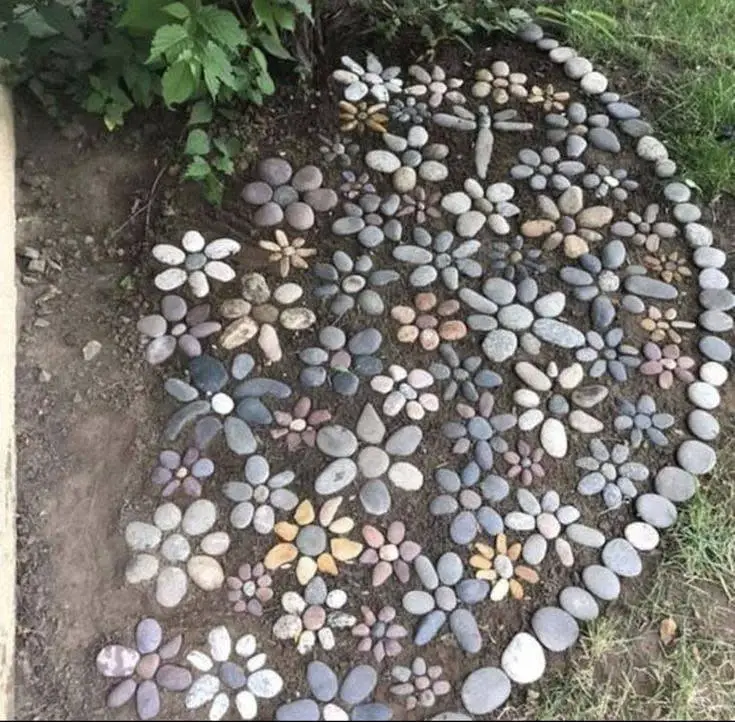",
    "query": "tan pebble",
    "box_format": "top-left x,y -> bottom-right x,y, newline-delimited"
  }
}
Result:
296,556 -> 318,585
294,500 -> 315,526
391,305 -> 416,324
419,329 -> 440,350
437,299 -> 460,316
317,553 -> 339,576
415,292 -> 437,311
469,554 -> 491,570
264,543 -> 298,570
439,320 -> 467,341
577,206 -> 613,229
515,566 -> 540,584
507,542 -> 522,562
641,318 -> 657,331
328,517 -> 354,535
496,533 -> 507,555
474,542 -> 494,559
397,325 -> 419,343
521,219 -> 556,238
319,496 -> 343,527
220,317 -> 258,350
476,569 -> 497,582
564,234 -> 589,258
330,538 -> 363,561
274,522 -> 299,541
509,578 -> 524,600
